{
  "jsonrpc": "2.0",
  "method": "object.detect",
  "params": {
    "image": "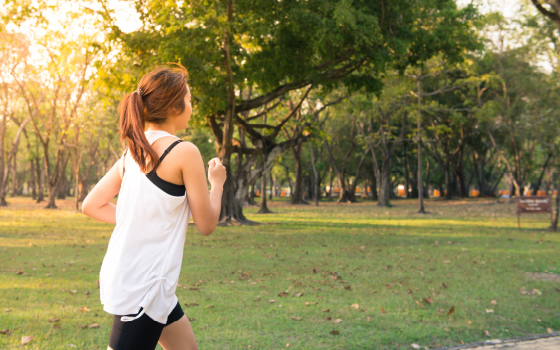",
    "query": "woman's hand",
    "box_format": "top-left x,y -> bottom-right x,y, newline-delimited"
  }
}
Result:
207,157 -> 226,188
